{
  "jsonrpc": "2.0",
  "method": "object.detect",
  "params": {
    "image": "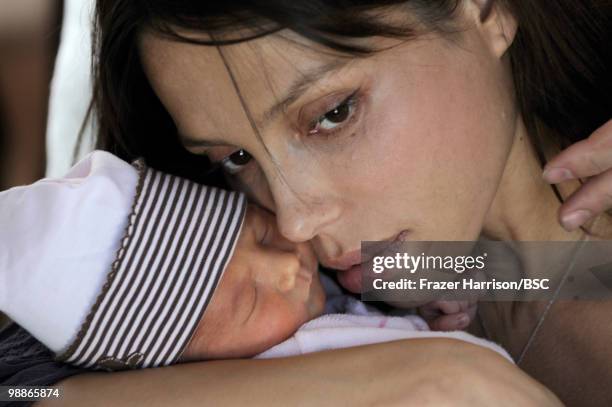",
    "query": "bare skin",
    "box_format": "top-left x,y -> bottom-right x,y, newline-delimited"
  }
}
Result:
476,299 -> 612,407
543,119 -> 612,231
31,0 -> 612,405
135,0 -> 612,403
38,338 -> 561,407
181,204 -> 326,361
